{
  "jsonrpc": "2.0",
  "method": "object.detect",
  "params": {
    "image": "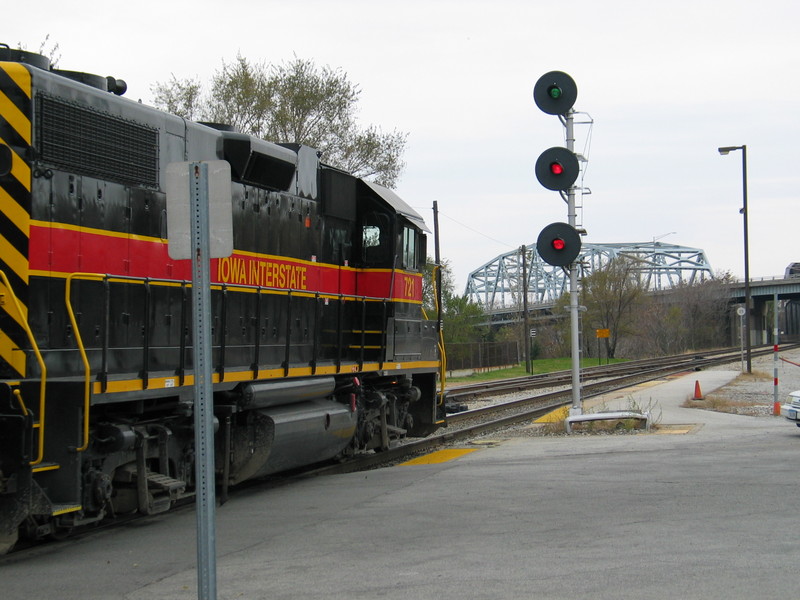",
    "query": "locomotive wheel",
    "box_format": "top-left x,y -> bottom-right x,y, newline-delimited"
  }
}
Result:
0,529 -> 18,555
48,520 -> 73,541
